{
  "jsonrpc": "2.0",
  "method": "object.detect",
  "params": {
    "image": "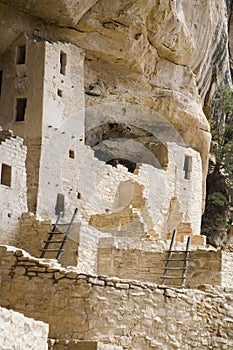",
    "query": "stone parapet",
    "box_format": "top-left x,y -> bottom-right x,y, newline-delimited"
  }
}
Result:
1,245 -> 233,349
98,245 -> 222,288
